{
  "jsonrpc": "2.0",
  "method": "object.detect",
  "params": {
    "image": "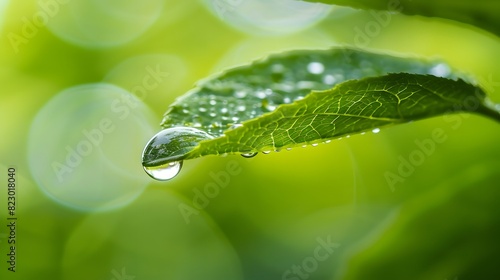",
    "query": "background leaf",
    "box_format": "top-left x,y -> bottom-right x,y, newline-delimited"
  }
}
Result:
302,0 -> 500,37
